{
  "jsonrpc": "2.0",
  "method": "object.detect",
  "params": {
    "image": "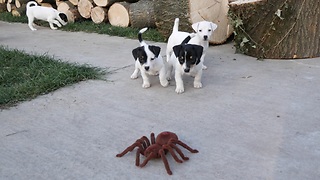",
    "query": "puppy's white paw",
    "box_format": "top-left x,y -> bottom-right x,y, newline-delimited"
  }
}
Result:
130,73 -> 138,79
142,82 -> 151,88
175,87 -> 184,94
202,65 -> 208,70
194,82 -> 202,88
160,80 -> 169,87
31,29 -> 37,31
